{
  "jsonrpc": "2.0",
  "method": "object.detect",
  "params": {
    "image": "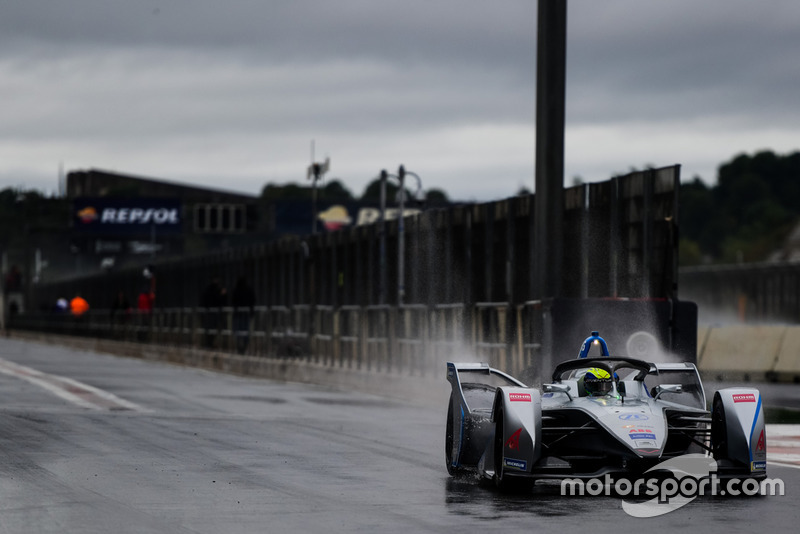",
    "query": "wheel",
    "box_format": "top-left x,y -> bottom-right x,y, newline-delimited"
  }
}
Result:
493,403 -> 507,488
711,392 -> 728,460
445,395 -> 465,476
